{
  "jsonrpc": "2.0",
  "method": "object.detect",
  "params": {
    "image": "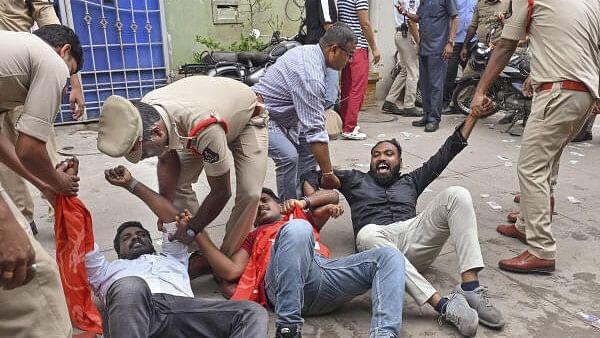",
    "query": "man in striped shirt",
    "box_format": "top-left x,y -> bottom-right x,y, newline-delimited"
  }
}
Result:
254,23 -> 357,201
337,0 -> 381,140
